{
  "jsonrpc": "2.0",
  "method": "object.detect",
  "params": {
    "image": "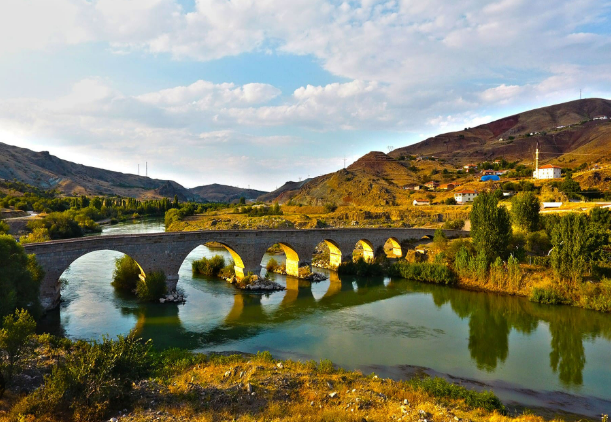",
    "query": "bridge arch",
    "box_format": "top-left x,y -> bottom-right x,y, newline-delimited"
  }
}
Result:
354,239 -> 375,263
181,241 -> 258,281
385,237 -> 403,258
51,249 -> 146,308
